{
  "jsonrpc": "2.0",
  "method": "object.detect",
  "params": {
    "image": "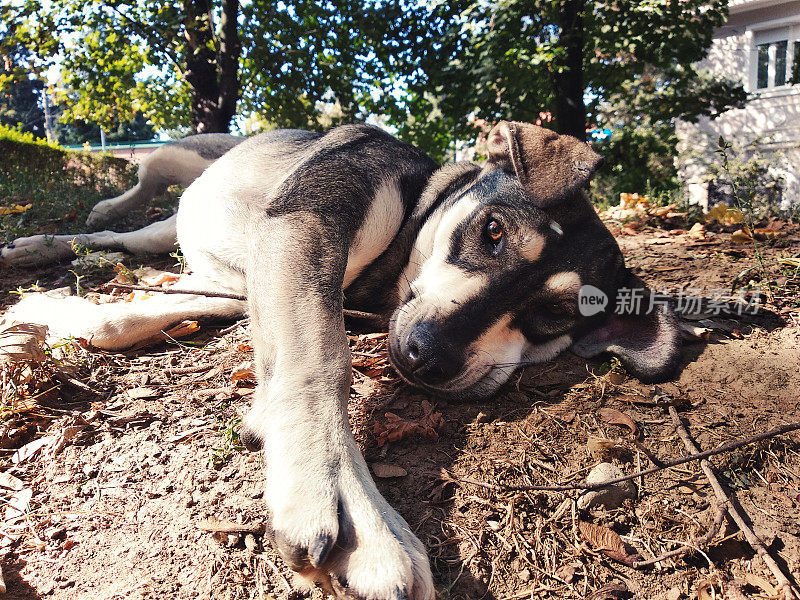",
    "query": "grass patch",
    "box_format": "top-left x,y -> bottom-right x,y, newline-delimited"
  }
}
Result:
0,125 -> 179,245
